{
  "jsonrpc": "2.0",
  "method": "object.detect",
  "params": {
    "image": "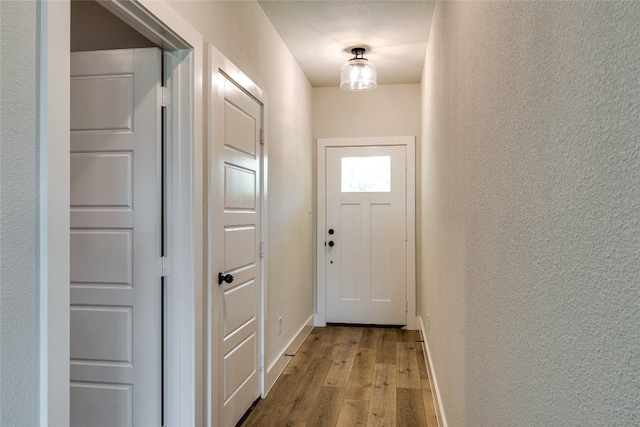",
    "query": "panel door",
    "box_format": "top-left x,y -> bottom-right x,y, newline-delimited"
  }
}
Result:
211,74 -> 262,426
70,48 -> 162,427
325,145 -> 407,325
